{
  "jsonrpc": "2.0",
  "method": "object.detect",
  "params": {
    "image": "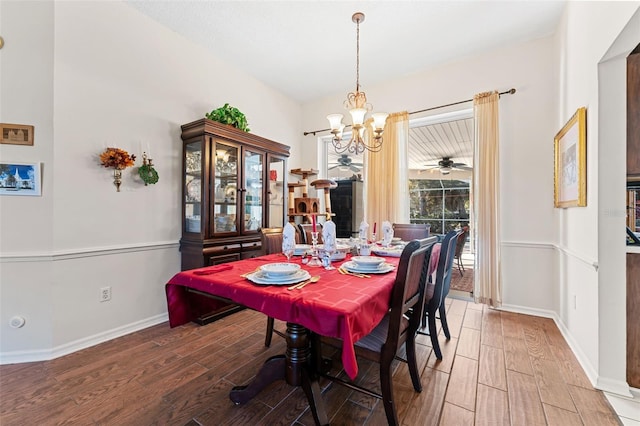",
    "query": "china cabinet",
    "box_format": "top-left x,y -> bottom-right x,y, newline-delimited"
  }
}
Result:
180,119 -> 289,323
